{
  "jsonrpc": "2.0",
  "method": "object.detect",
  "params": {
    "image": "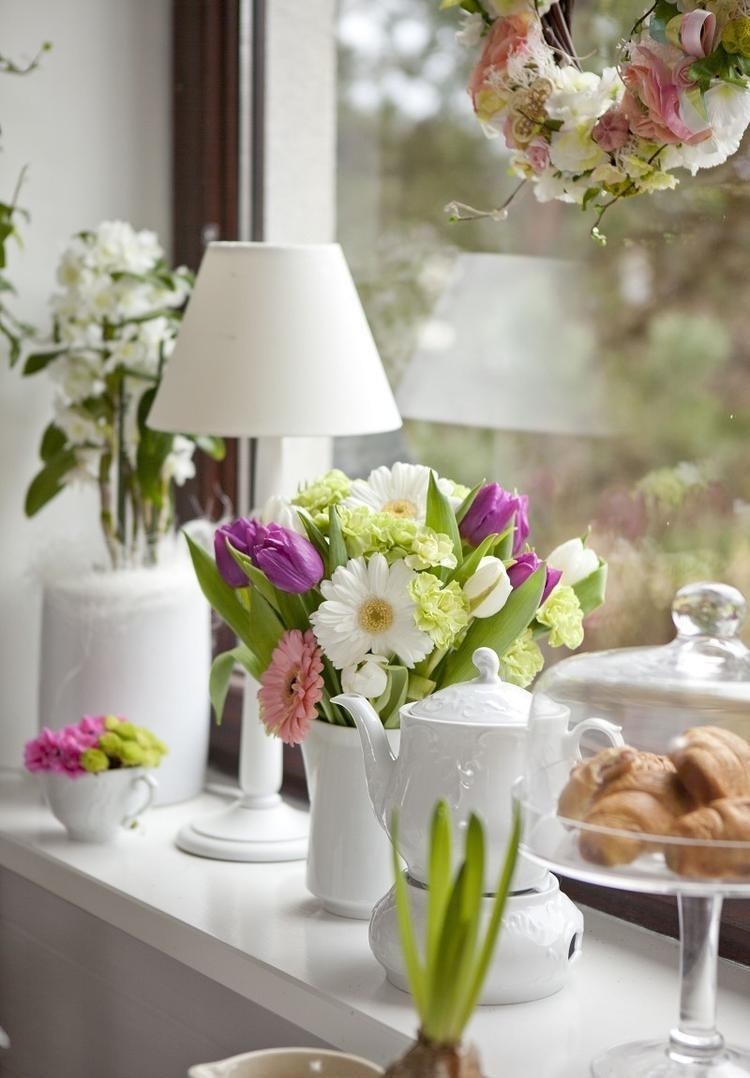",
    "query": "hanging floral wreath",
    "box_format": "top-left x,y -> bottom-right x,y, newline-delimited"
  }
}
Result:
443,0 -> 750,239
